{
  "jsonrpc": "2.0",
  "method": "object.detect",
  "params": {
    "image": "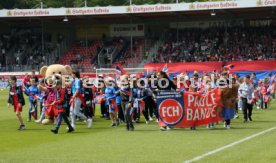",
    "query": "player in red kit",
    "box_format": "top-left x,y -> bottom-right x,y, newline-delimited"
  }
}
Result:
8,76 -> 26,130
